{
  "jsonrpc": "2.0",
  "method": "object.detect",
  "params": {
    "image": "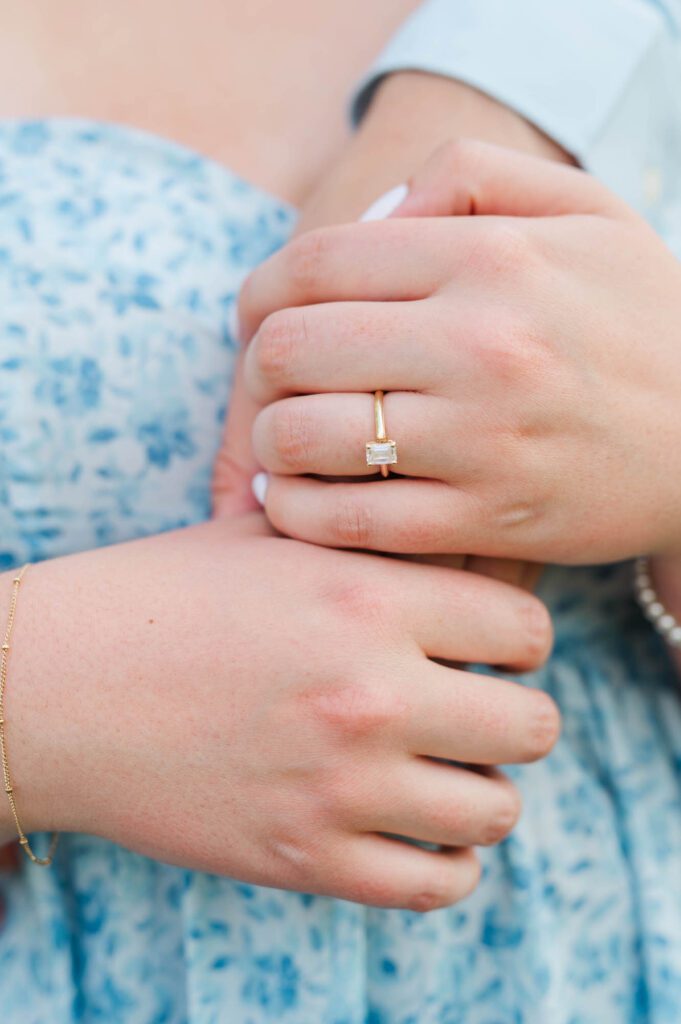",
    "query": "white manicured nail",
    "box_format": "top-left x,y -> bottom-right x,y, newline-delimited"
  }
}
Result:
359,183 -> 409,222
252,472 -> 269,506
227,304 -> 241,343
